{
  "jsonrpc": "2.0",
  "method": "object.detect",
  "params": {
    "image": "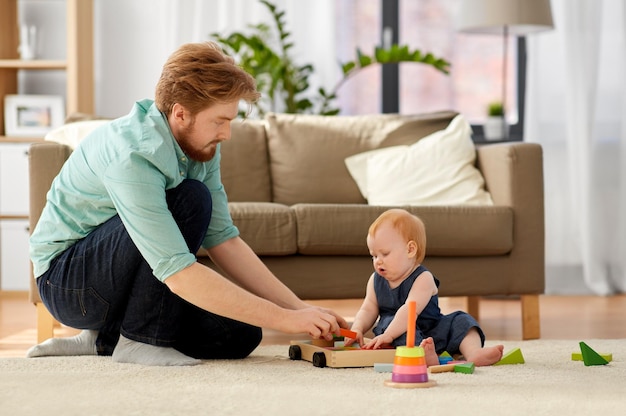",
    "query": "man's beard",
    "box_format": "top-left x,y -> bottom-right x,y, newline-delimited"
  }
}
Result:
177,128 -> 217,162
